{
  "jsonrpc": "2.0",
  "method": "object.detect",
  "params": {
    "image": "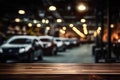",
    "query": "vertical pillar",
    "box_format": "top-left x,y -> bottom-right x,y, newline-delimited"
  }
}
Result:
106,0 -> 112,62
